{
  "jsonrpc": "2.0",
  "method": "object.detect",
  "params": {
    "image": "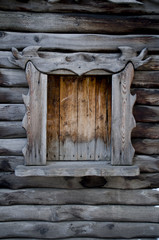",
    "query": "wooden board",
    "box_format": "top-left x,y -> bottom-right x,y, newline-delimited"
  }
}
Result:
47,75 -> 60,160
23,62 -> 47,165
0,12 -> 159,34
95,76 -> 111,160
78,76 -> 96,160
60,76 -> 78,160
111,63 -> 136,165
